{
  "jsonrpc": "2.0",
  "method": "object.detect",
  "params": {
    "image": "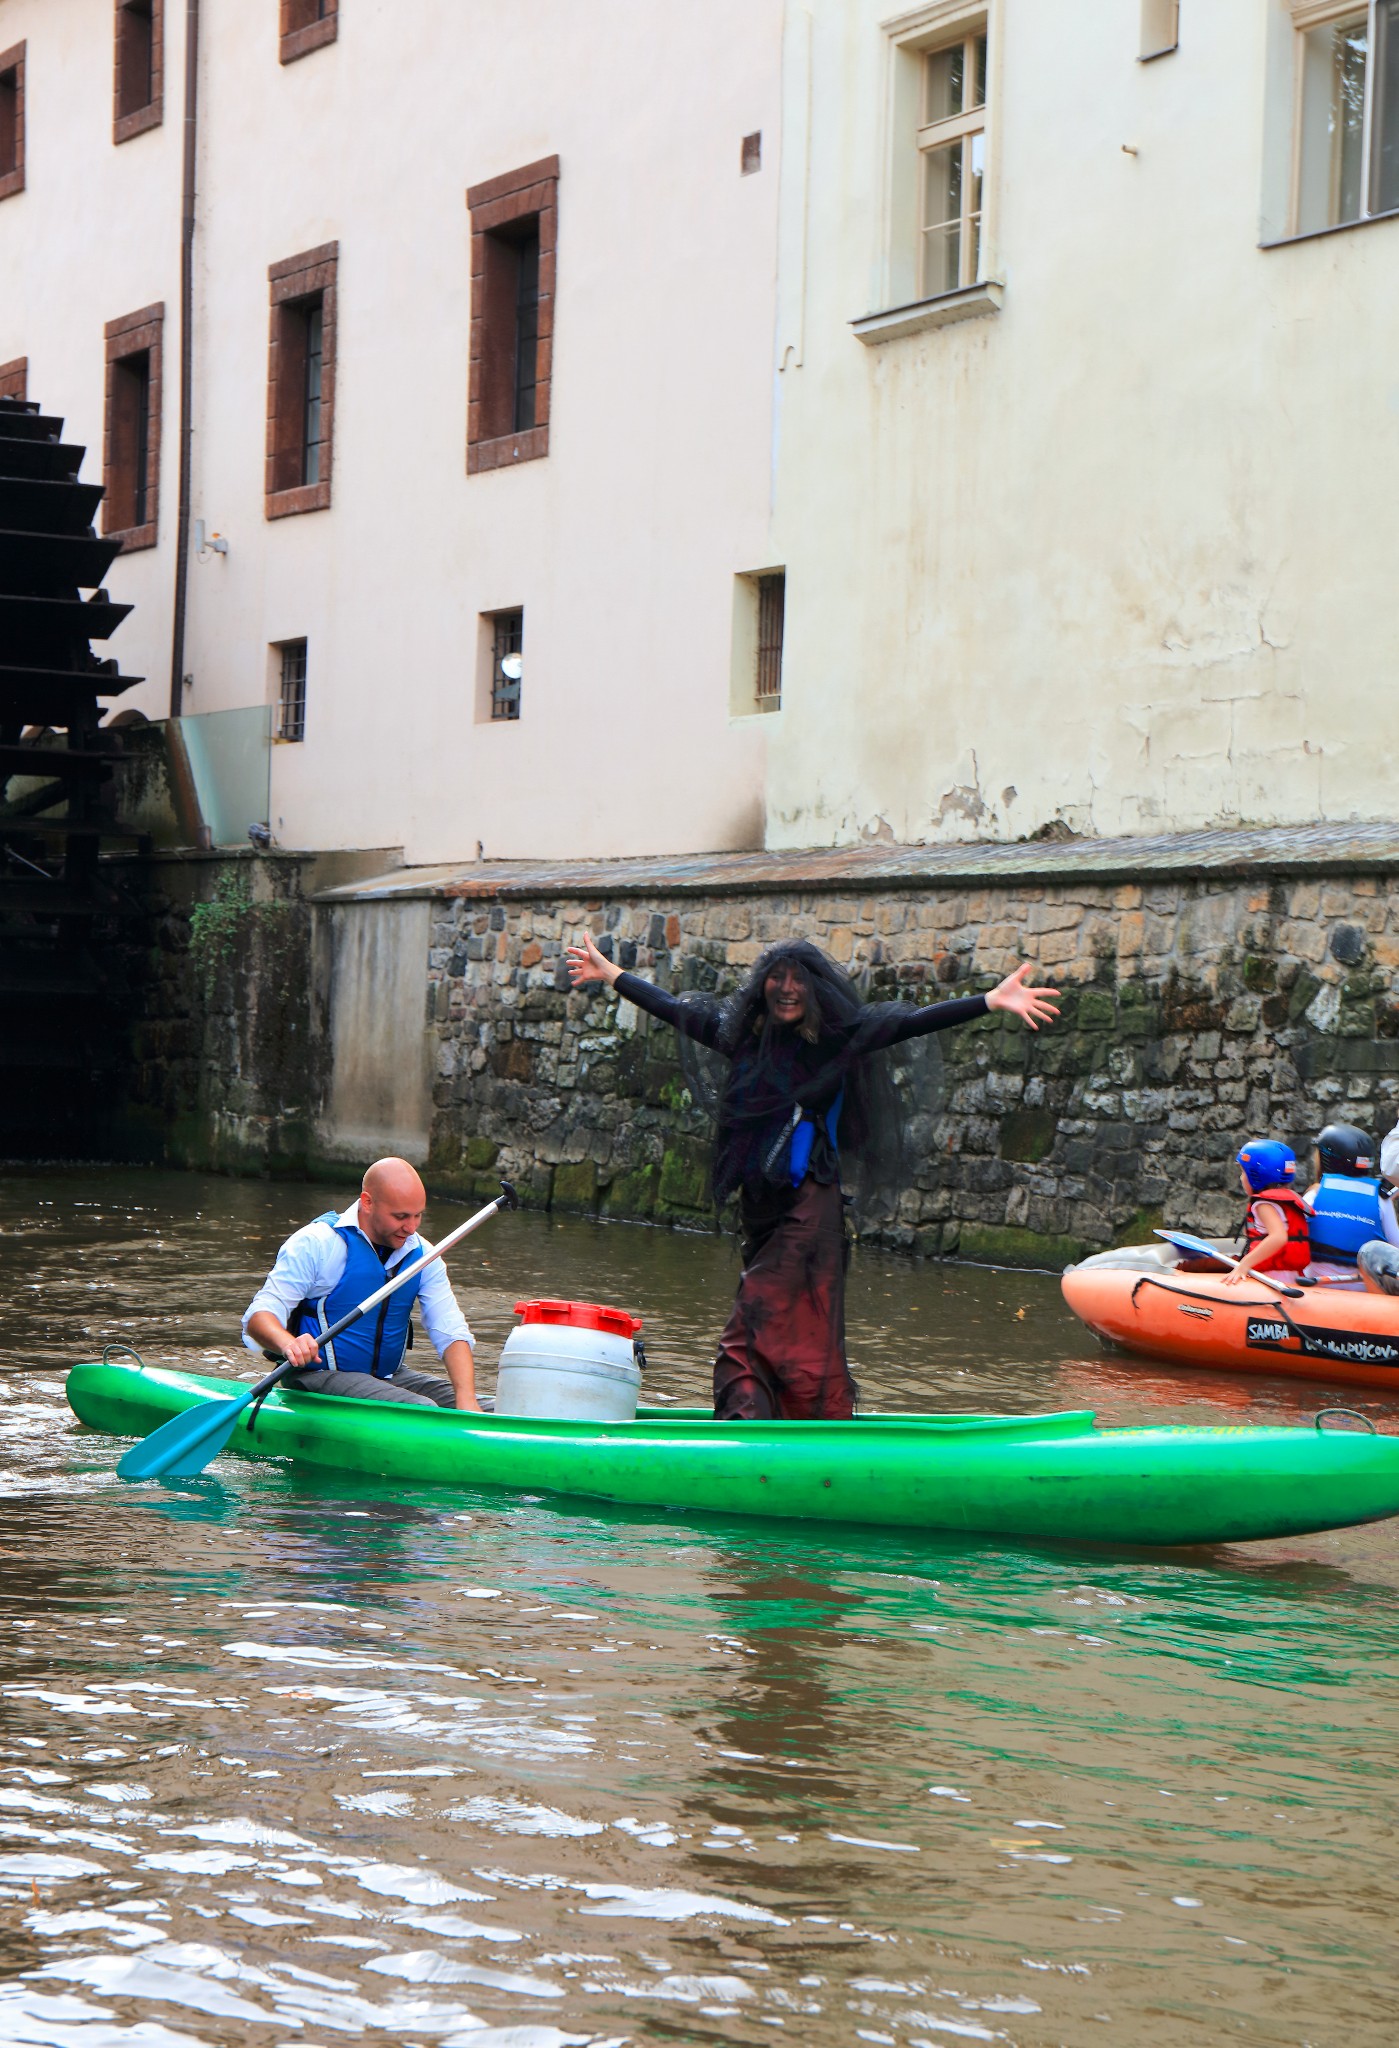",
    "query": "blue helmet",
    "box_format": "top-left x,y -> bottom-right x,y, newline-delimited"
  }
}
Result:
1238,1139 -> 1297,1194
